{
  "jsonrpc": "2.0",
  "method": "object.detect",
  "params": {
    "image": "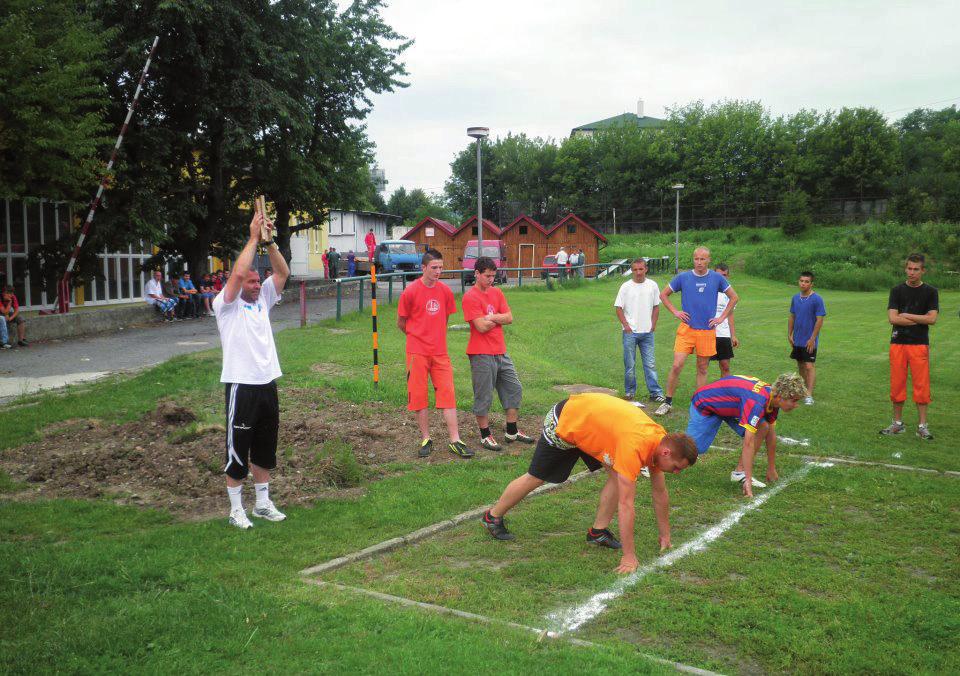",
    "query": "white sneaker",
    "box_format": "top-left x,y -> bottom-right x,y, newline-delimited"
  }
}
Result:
251,500 -> 286,522
640,466 -> 651,479
229,508 -> 254,530
653,402 -> 672,416
730,471 -> 766,488
803,396 -> 814,405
